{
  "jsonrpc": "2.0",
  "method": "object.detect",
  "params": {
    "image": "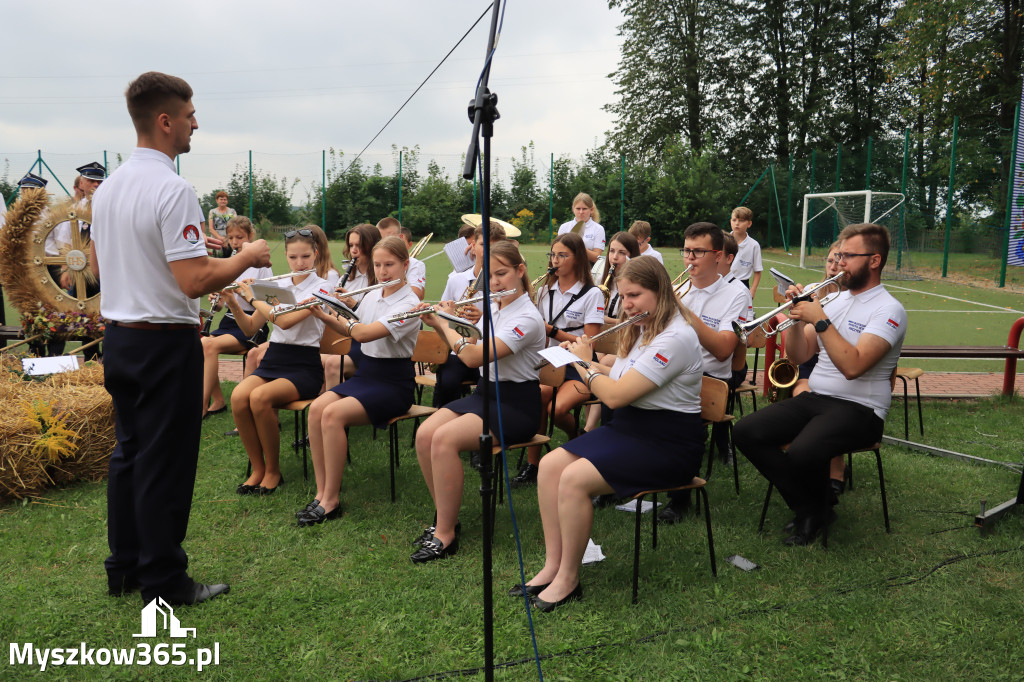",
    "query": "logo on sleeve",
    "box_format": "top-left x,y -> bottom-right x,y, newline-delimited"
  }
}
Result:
652,352 -> 669,367
512,326 -> 524,339
183,224 -> 201,244
596,306 -> 605,313
886,318 -> 900,329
